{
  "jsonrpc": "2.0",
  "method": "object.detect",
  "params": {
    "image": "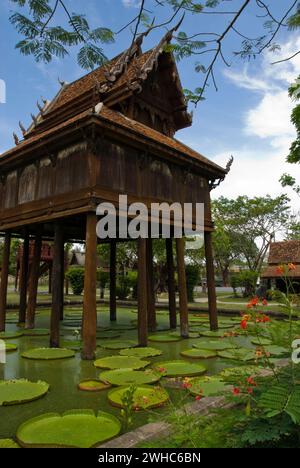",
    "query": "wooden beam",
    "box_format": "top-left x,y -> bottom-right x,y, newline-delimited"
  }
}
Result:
26,230 -> 42,329
166,238 -> 177,329
204,230 -> 218,331
138,237 -> 148,346
50,223 -> 64,348
176,238 -> 189,338
110,240 -> 117,322
0,232 -> 11,332
82,213 -> 97,360
19,231 -> 29,325
146,238 -> 156,332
